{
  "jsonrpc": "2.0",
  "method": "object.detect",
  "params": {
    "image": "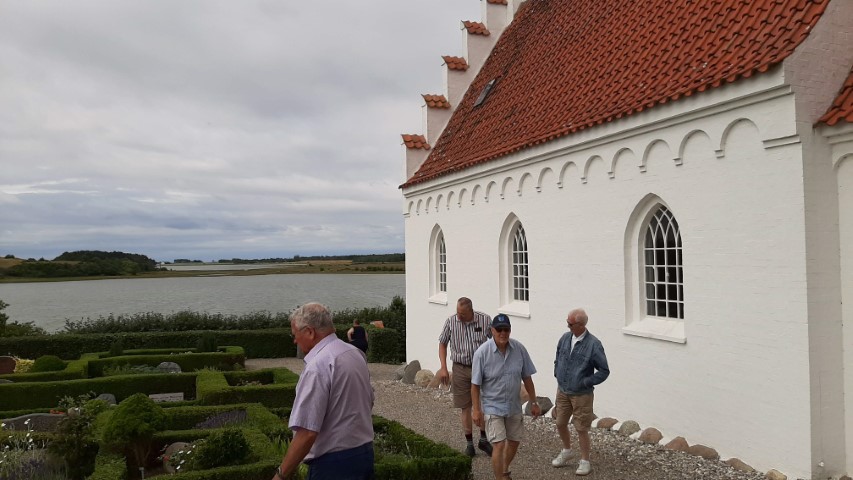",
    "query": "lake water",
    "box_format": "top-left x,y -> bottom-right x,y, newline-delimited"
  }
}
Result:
0,273 -> 405,333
